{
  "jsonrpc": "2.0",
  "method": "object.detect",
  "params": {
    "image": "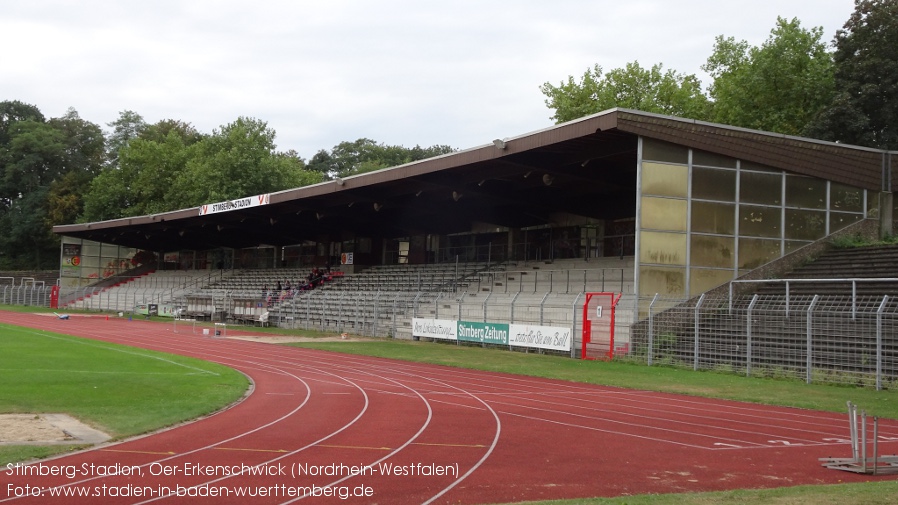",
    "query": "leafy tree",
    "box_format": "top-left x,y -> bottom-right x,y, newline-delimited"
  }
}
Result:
0,120 -> 66,202
703,17 -> 835,135
81,121 -> 203,222
0,187 -> 57,269
165,117 -> 322,208
540,61 -> 711,124
0,100 -> 45,146
804,0 -> 898,149
0,106 -> 105,267
106,110 -> 148,168
42,109 -> 106,226
308,138 -> 455,179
